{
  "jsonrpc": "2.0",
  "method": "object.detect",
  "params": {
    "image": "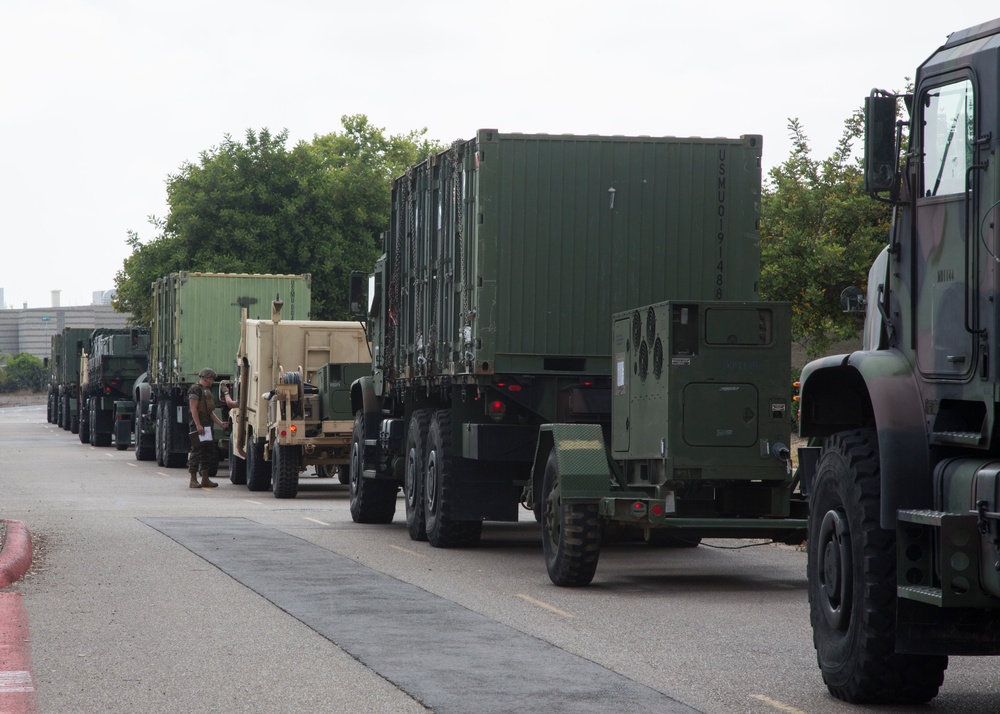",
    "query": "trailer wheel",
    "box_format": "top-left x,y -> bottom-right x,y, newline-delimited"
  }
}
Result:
79,398 -> 91,444
228,437 -> 247,485
272,443 -> 300,499
246,434 -> 270,491
809,429 -> 947,704
348,412 -> 397,524
404,410 -> 432,541
541,450 -> 601,586
424,411 -> 482,548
